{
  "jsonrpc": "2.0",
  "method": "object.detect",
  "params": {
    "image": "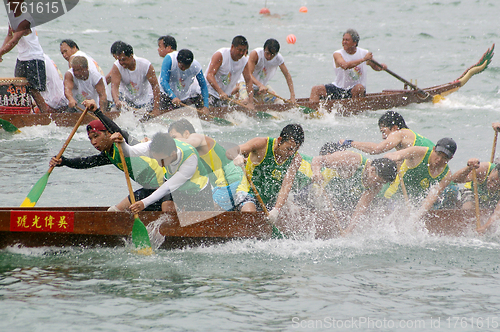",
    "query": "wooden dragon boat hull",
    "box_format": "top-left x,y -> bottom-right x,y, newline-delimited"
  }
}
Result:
0,45 -> 493,130
0,207 -> 489,250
